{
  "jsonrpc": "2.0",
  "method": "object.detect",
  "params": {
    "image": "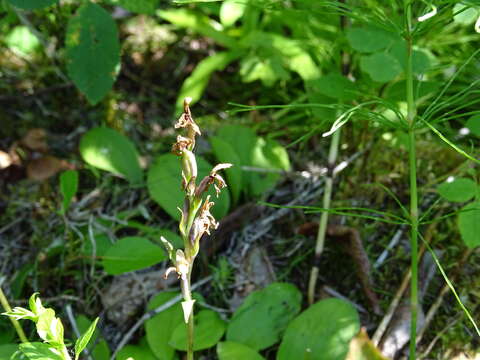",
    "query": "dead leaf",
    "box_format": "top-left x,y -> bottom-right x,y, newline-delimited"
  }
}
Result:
26,156 -> 70,181
347,327 -> 390,360
21,128 -> 48,152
